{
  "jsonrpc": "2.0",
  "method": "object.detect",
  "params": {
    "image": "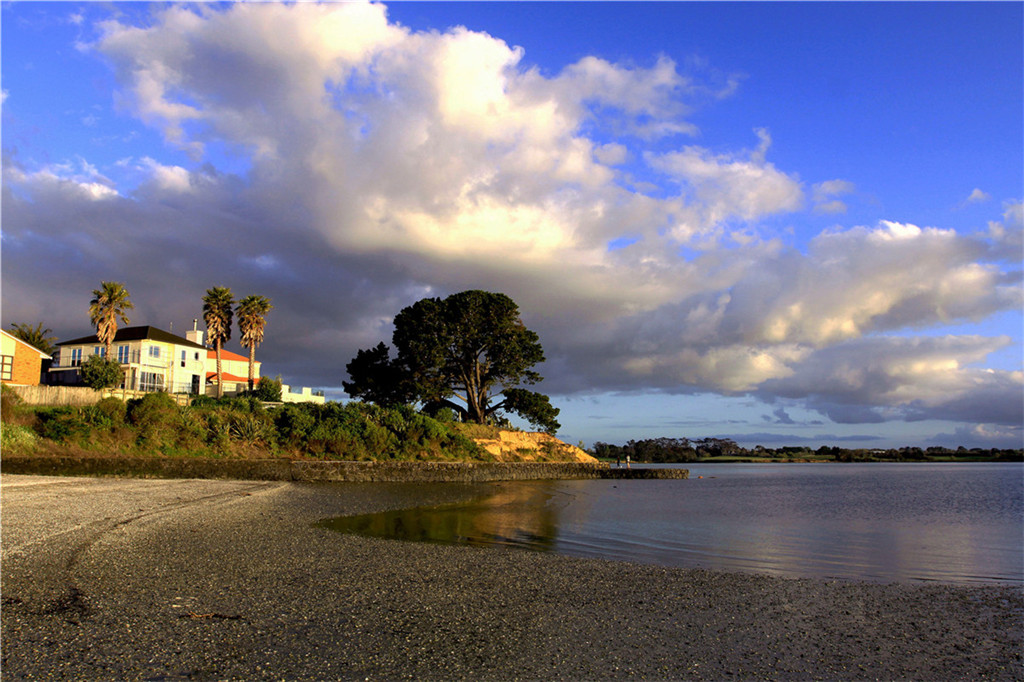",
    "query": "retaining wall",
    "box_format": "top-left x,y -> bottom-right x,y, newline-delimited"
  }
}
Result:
0,457 -> 688,482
